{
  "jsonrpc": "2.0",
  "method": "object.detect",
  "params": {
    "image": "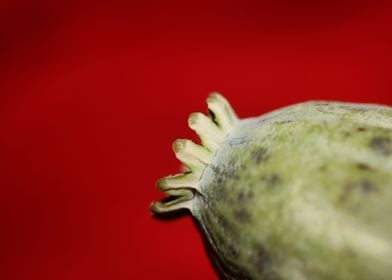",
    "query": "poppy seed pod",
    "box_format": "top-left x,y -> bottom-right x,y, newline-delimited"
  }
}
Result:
151,93 -> 392,280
